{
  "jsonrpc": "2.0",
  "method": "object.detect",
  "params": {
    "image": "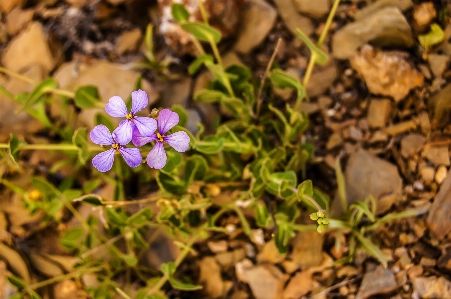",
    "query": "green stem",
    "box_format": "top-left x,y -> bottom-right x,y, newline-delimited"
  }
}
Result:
26,266 -> 103,290
0,66 -> 36,84
0,143 -> 103,152
52,89 -> 75,98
